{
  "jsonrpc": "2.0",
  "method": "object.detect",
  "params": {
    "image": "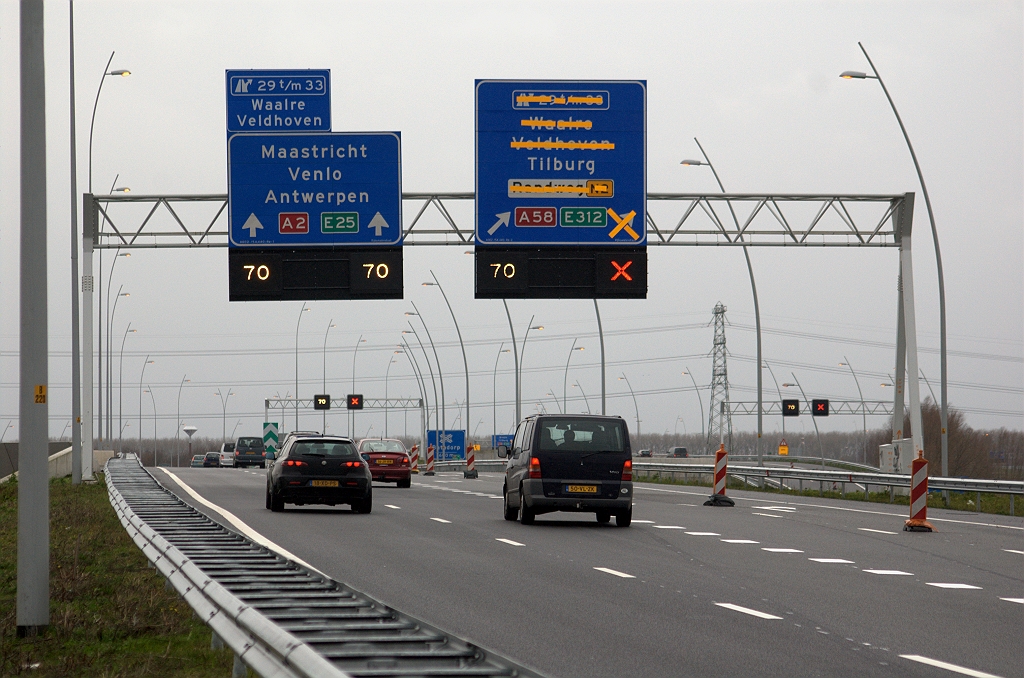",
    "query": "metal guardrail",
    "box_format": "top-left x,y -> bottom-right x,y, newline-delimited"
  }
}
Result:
106,455 -> 548,678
